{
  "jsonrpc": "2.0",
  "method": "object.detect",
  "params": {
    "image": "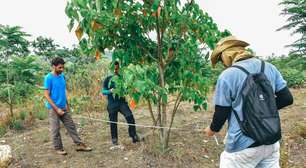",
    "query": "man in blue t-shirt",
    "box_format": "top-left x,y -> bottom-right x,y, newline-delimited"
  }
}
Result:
44,57 -> 92,155
101,61 -> 140,145
204,36 -> 293,168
